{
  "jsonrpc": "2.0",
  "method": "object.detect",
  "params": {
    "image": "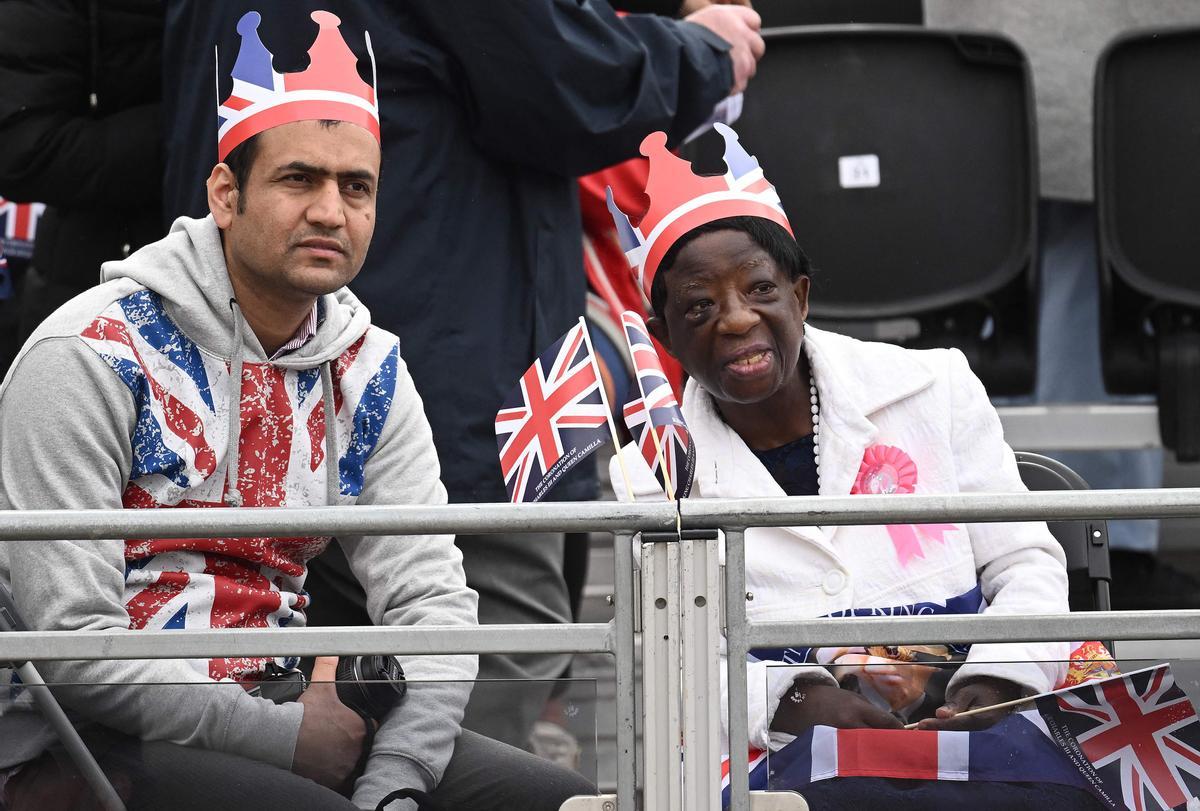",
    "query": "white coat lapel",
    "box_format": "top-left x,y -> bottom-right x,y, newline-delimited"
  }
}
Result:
803,327 -> 935,542
683,377 -> 835,556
